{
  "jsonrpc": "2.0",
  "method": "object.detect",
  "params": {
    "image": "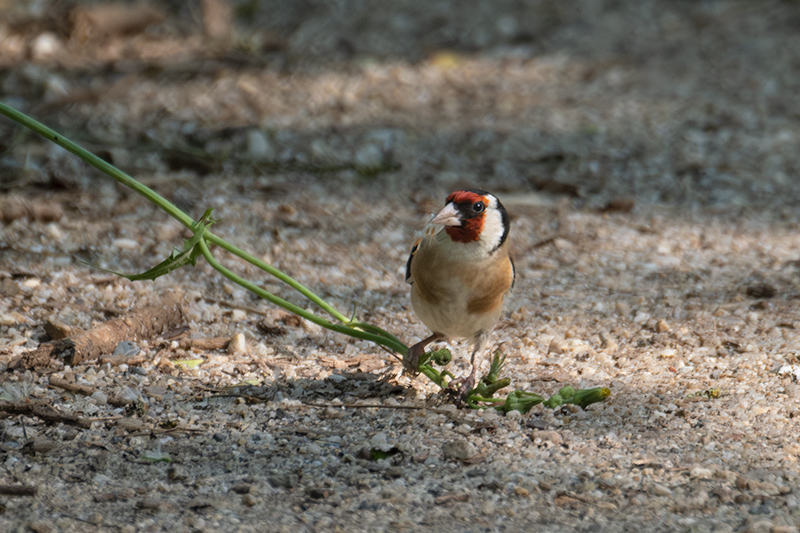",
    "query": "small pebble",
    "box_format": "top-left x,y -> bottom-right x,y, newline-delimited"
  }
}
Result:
614,301 -> 631,316
22,278 -> 41,289
90,391 -> 108,405
306,487 -> 329,499
531,430 -> 562,446
441,439 -> 476,462
113,341 -> 140,357
117,488 -> 136,500
0,278 -> 19,297
231,483 -> 253,494
526,418 -> 549,430
689,465 -> 714,479
31,439 -> 56,454
514,486 -> 530,497
659,348 -> 677,359
167,465 -> 187,482
648,483 -> 673,497
480,500 -> 495,515
111,238 -> 139,249
246,129 -> 276,161
785,383 -> 800,399
354,143 -> 385,172
228,332 -> 247,355
548,338 -> 566,354
136,499 -> 163,511
28,521 -> 52,533
267,474 -> 296,489
743,521 -> 775,533
44,223 -> 63,240
31,32 -> 61,60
